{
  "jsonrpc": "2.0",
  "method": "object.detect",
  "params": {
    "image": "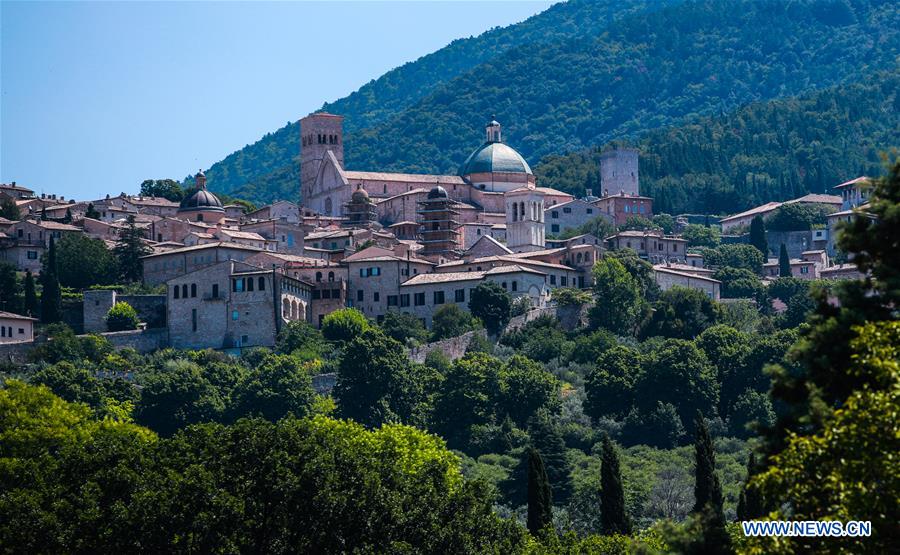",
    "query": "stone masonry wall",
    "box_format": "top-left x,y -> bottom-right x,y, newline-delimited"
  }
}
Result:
408,329 -> 488,364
